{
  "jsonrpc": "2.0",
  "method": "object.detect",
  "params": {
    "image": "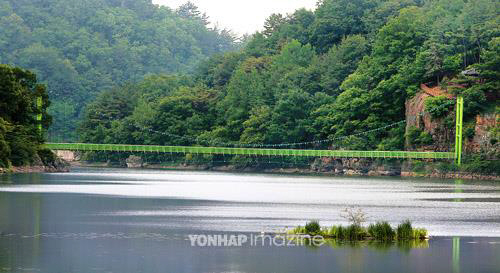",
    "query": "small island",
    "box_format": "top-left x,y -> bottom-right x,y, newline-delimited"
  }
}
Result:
288,220 -> 428,242
288,208 -> 428,242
